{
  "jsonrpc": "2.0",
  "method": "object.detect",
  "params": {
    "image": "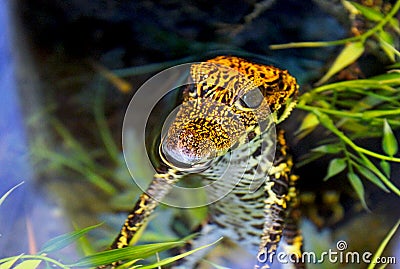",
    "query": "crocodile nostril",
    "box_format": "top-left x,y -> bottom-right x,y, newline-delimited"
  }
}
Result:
160,129 -> 217,172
